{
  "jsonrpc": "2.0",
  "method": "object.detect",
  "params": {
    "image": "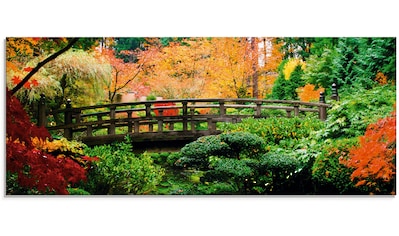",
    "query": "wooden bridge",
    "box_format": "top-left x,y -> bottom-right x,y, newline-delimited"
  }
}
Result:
38,93 -> 332,148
